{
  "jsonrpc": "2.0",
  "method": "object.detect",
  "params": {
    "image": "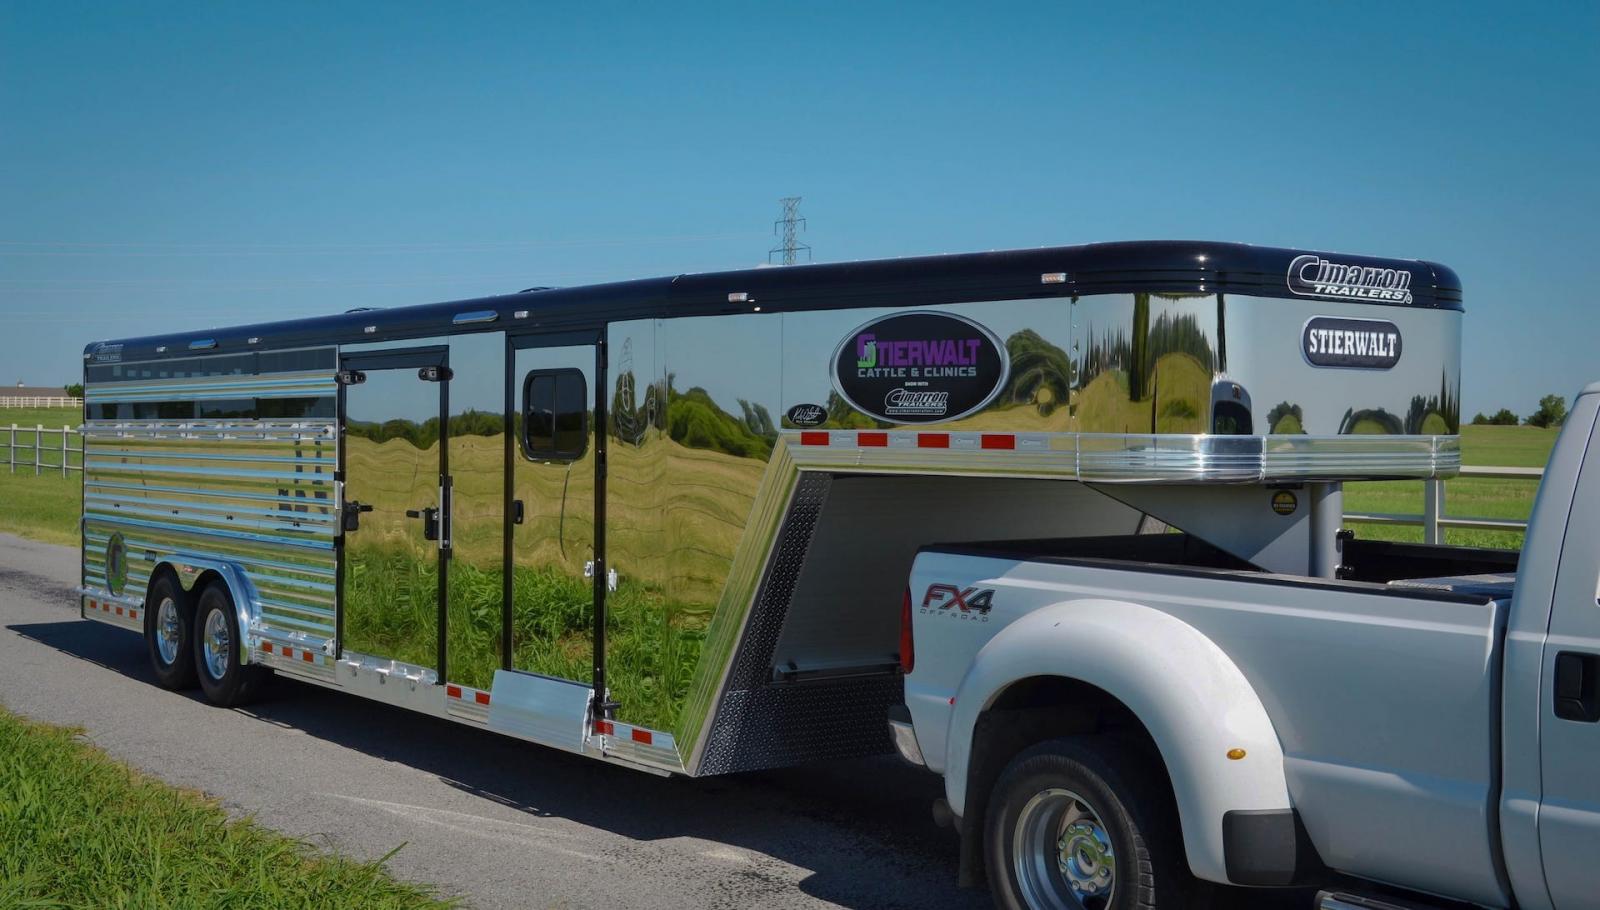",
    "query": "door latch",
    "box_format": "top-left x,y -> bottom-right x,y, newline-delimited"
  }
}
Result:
1555,651 -> 1600,722
405,506 -> 440,542
342,500 -> 373,532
